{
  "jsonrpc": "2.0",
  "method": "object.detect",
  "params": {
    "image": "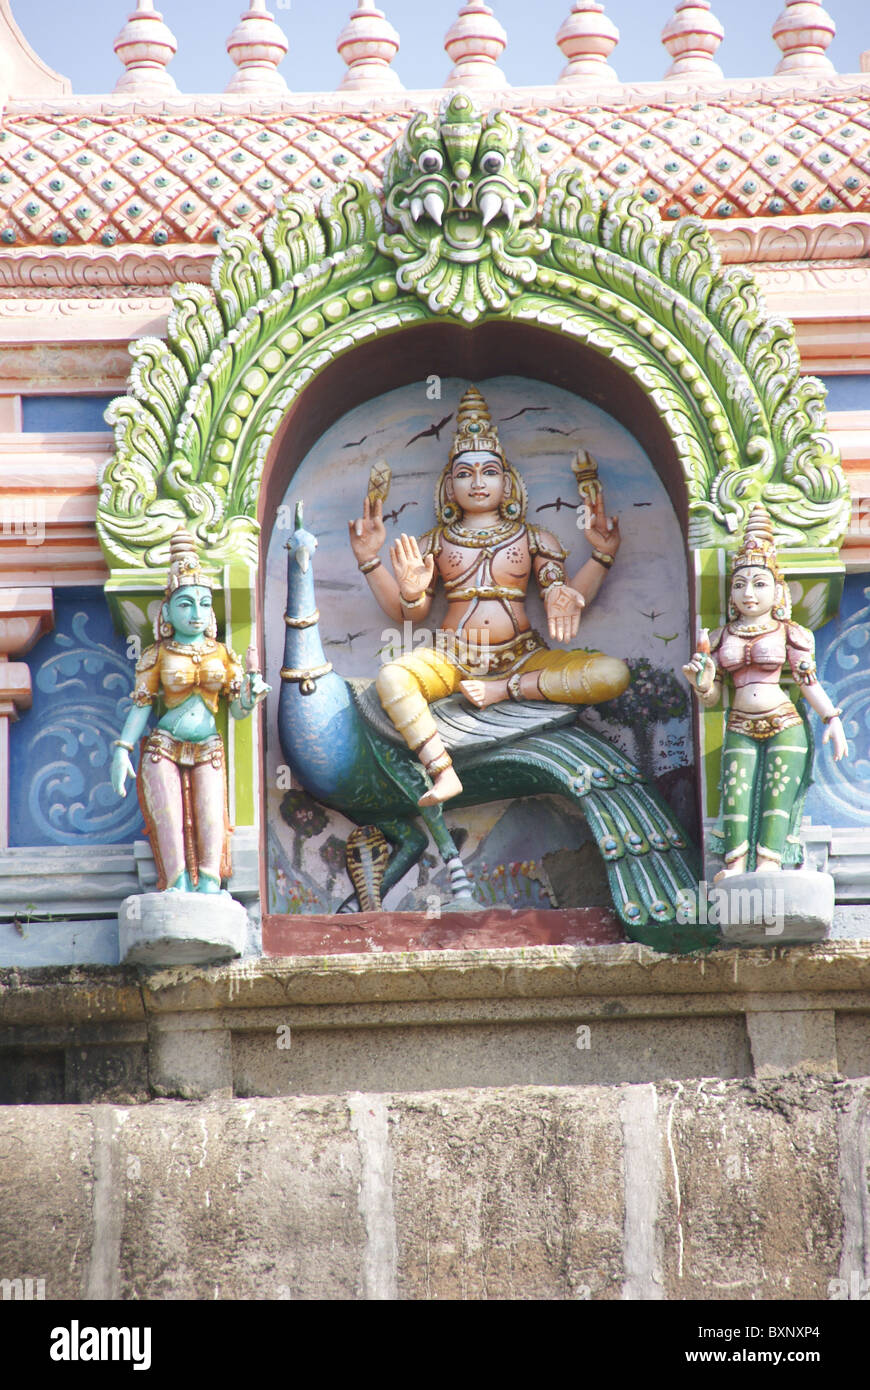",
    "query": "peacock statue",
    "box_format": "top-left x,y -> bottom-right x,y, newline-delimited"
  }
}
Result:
277,505 -> 714,953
